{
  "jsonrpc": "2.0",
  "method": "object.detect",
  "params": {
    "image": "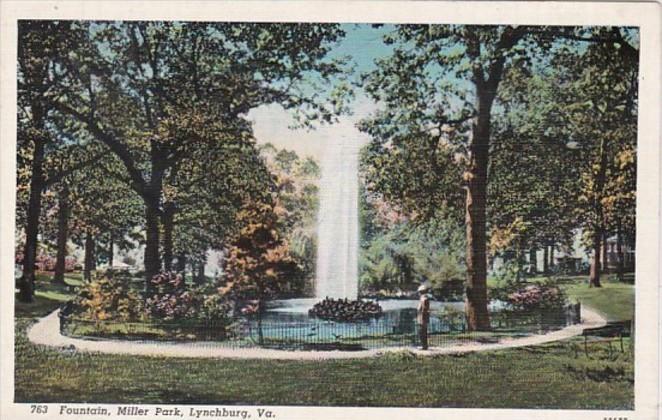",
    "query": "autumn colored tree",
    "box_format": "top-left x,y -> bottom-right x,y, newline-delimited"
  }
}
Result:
221,199 -> 300,343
